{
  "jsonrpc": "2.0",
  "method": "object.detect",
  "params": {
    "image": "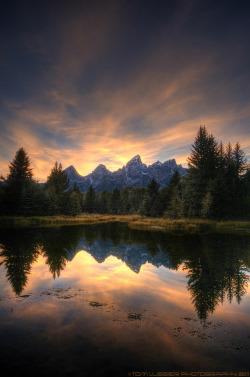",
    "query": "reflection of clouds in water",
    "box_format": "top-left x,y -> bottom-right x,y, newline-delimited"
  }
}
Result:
0,225 -> 250,323
1,280 -> 249,373
0,251 -> 250,374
